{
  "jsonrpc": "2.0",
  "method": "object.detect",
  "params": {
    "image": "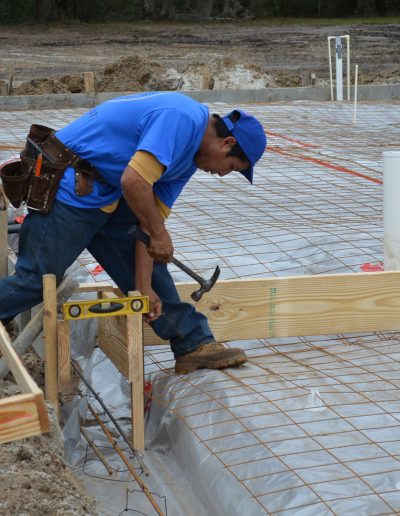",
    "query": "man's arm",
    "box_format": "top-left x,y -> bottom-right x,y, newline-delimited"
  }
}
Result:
134,238 -> 162,322
121,165 -> 173,263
